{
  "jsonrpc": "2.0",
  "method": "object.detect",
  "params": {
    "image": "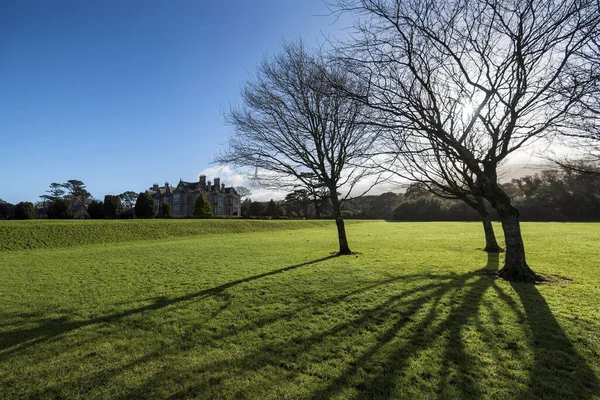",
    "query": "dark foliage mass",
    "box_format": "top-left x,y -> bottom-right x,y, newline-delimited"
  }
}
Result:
87,200 -> 105,219
161,202 -> 172,218
0,200 -> 15,220
47,198 -> 74,219
391,167 -> 600,222
14,202 -> 35,220
104,195 -> 123,219
135,192 -> 157,219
